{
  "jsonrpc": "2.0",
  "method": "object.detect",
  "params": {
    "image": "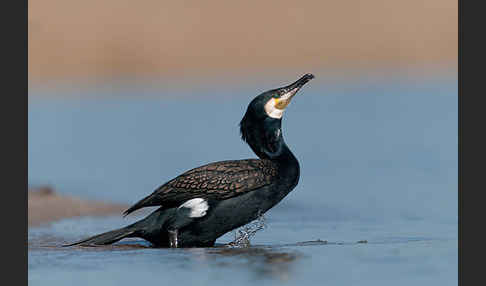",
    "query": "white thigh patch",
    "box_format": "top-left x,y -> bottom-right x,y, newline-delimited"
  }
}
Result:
178,198 -> 209,218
